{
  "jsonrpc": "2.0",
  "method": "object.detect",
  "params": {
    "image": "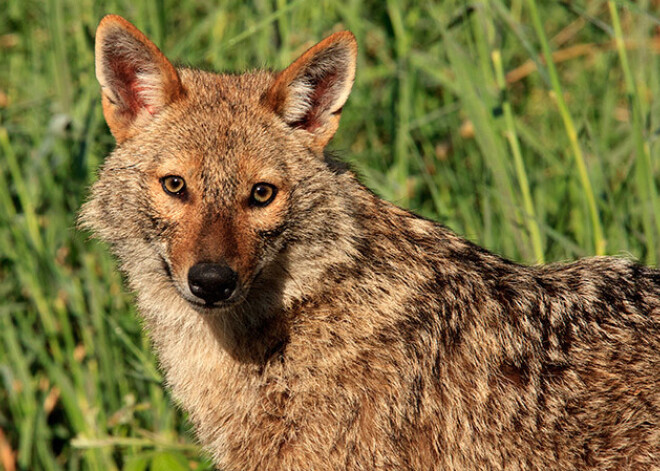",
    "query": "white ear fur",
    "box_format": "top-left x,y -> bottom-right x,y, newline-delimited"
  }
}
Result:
95,15 -> 183,142
265,31 -> 357,150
